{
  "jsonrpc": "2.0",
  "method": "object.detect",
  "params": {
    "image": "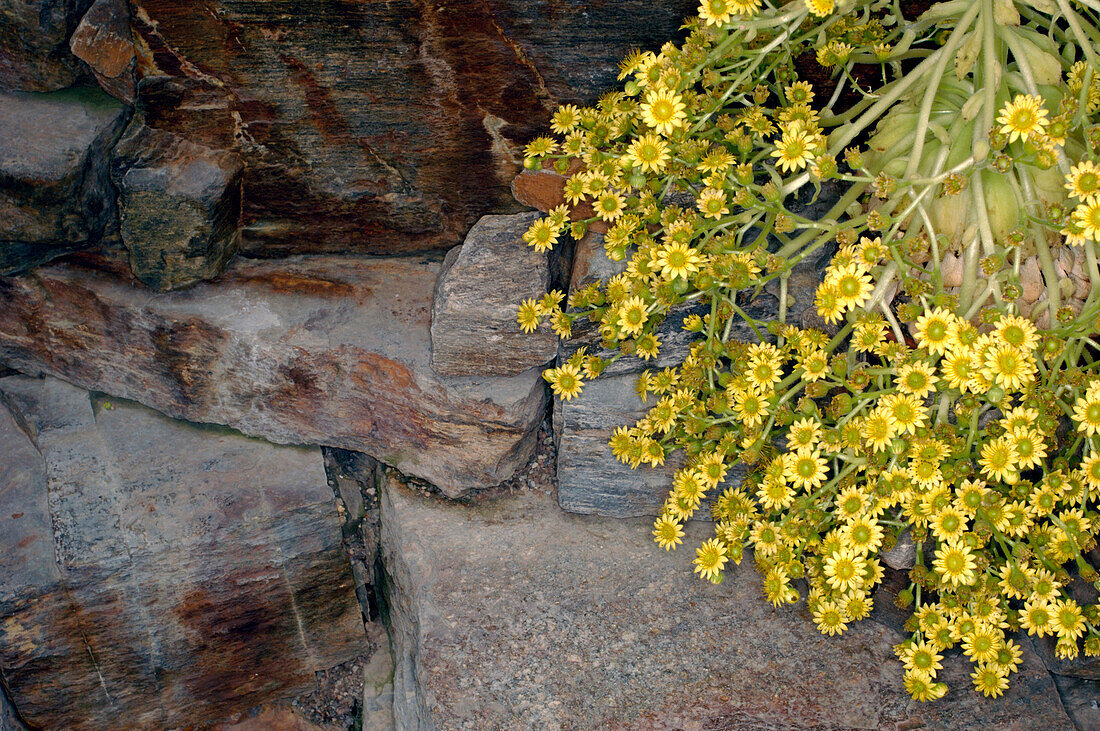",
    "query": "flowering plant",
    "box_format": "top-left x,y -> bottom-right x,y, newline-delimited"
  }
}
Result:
517,0 -> 1100,700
